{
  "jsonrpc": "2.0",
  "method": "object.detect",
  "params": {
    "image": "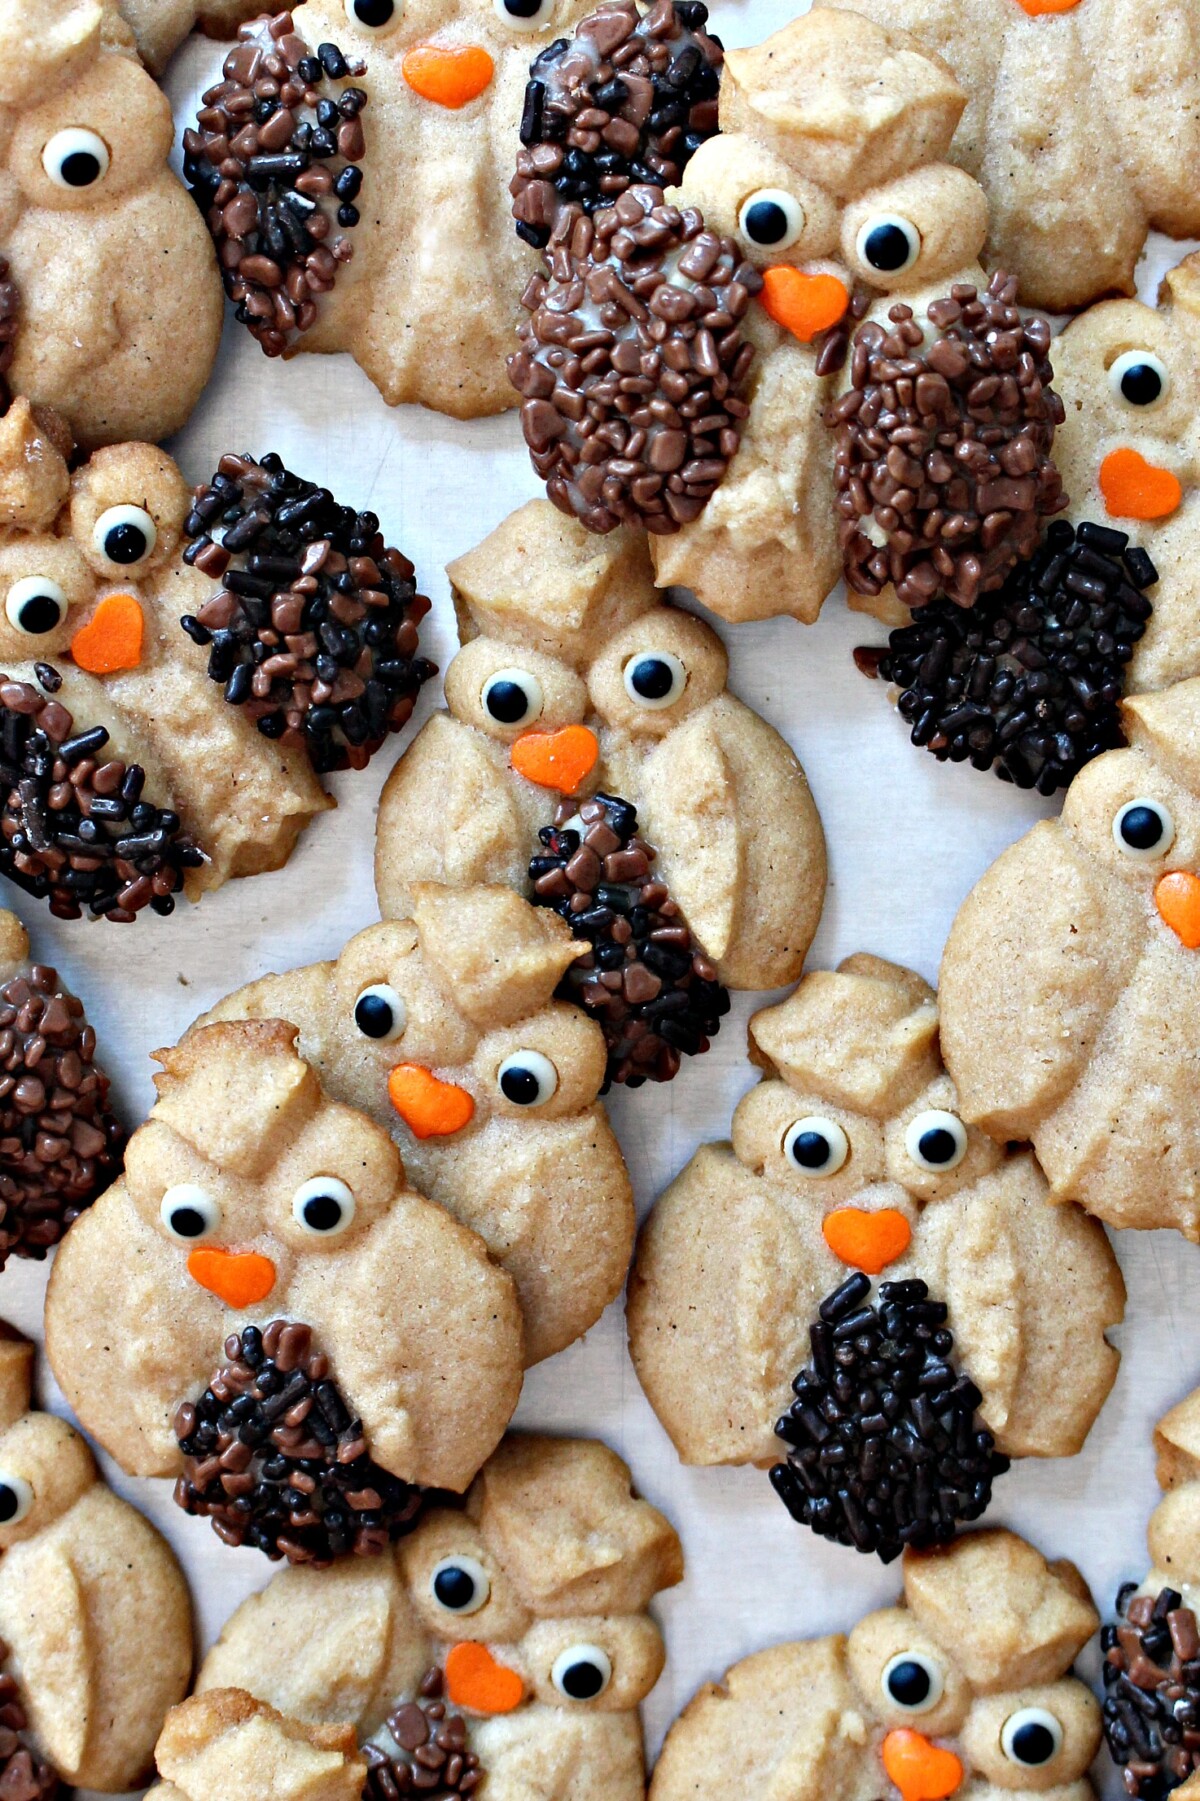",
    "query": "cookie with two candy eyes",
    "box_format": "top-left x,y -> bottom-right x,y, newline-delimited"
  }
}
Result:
650,1527 -> 1102,1801
627,954 -> 1123,1560
198,881 -> 635,1367
374,498 -> 826,1085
